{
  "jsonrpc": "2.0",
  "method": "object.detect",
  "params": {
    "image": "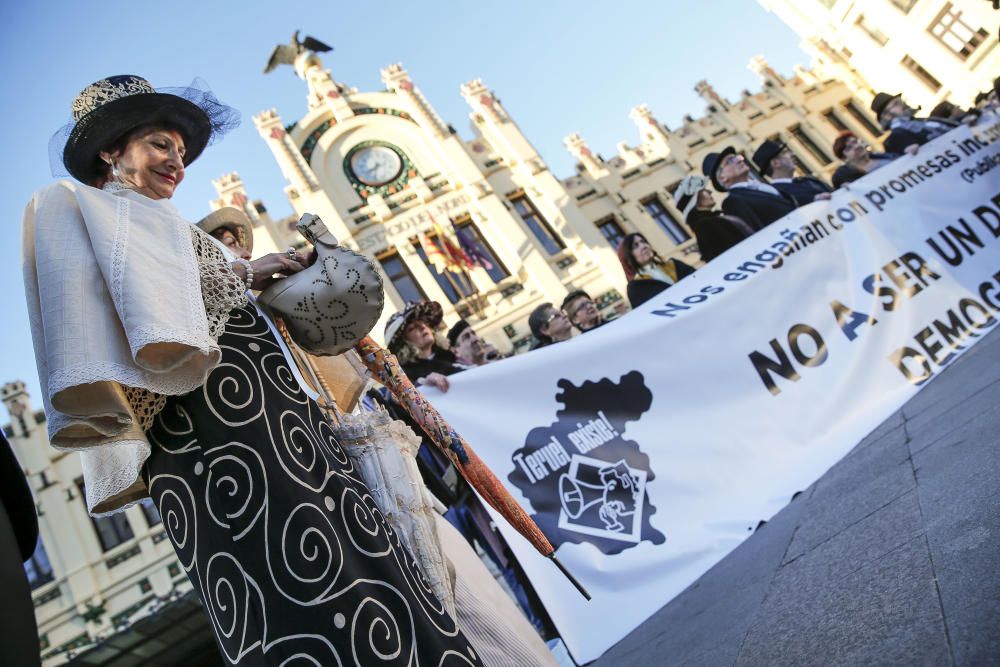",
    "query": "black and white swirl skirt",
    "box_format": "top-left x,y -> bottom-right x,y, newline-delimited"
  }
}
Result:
145,305 -> 482,666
